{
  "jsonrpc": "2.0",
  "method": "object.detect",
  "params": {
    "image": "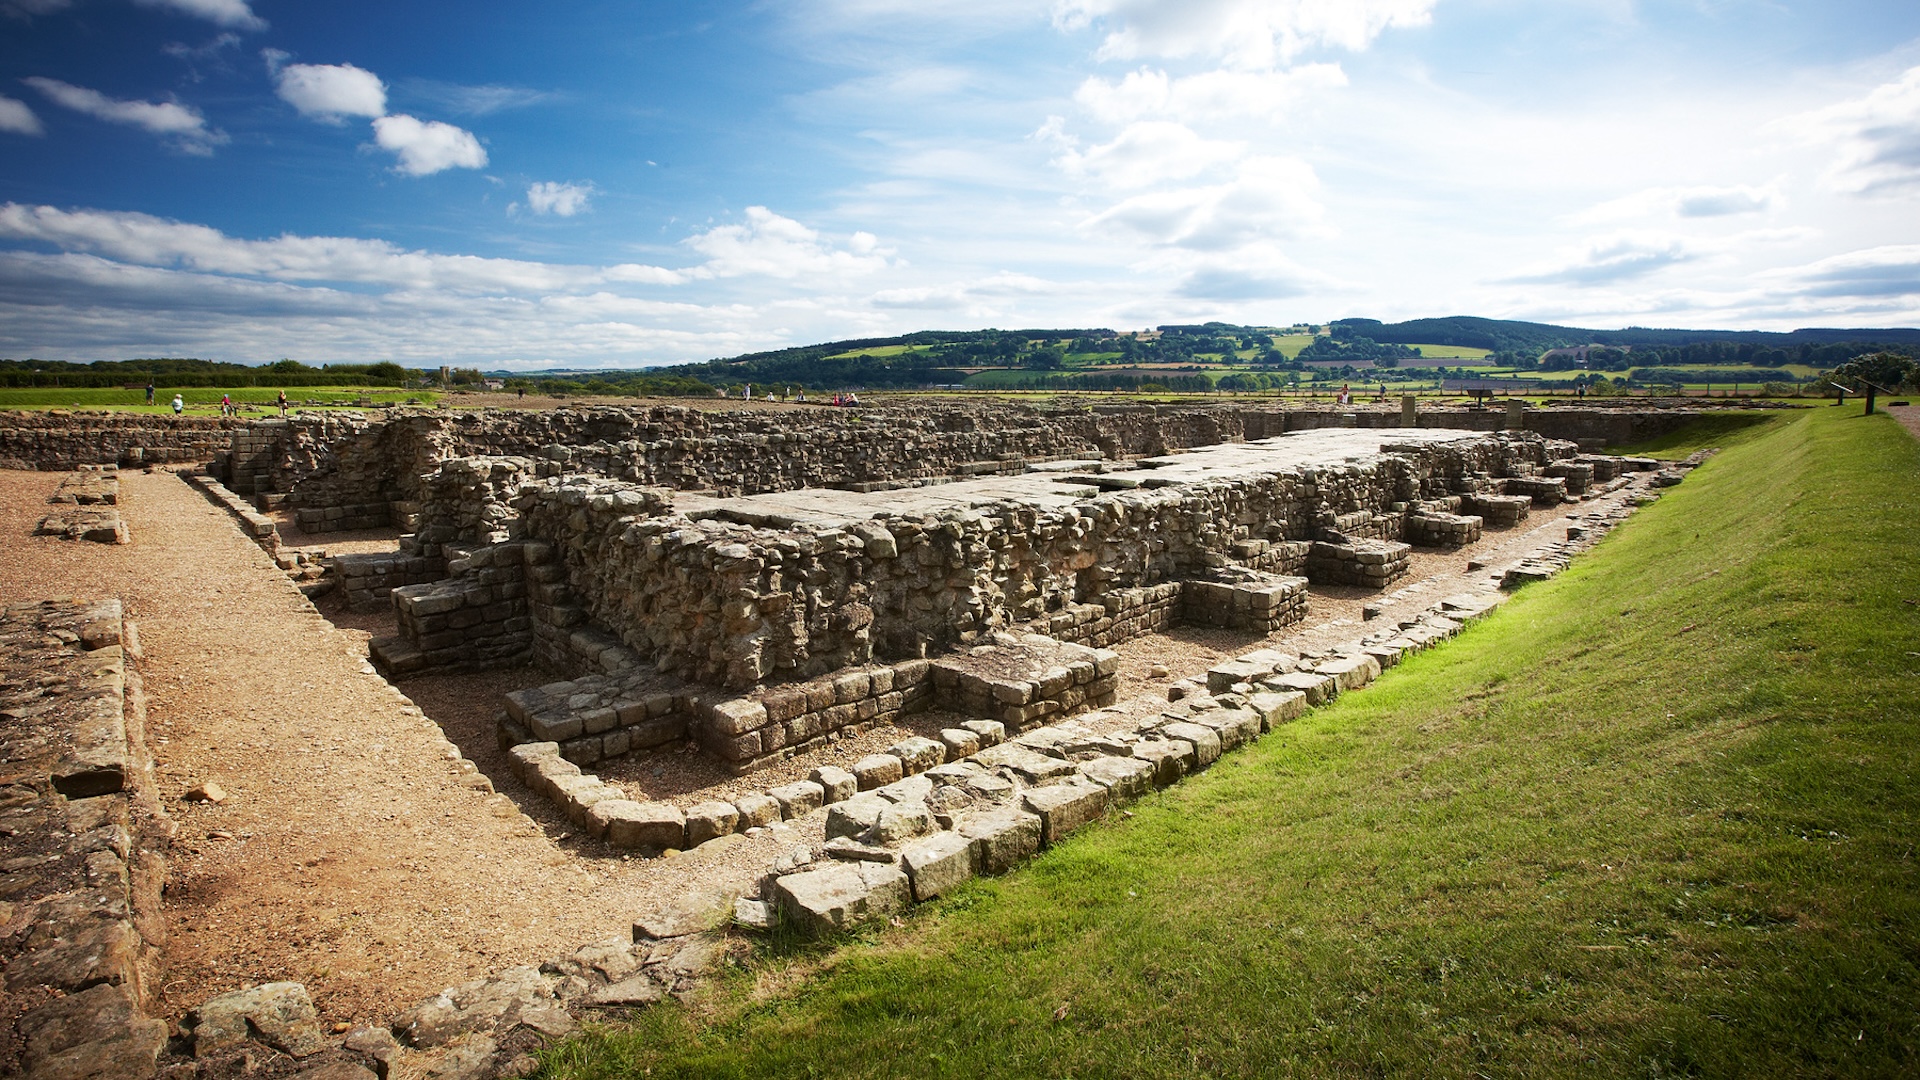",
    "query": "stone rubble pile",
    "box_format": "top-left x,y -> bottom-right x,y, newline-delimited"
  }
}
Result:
35,466 -> 129,544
